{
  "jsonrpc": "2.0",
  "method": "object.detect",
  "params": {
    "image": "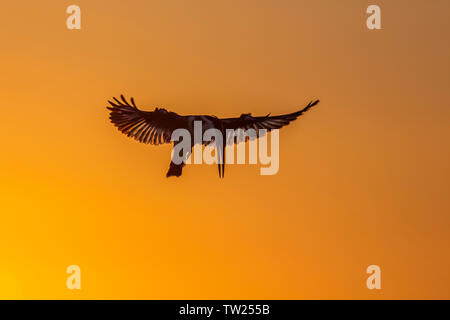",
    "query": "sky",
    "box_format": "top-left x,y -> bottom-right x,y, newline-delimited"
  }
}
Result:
0,0 -> 449,299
